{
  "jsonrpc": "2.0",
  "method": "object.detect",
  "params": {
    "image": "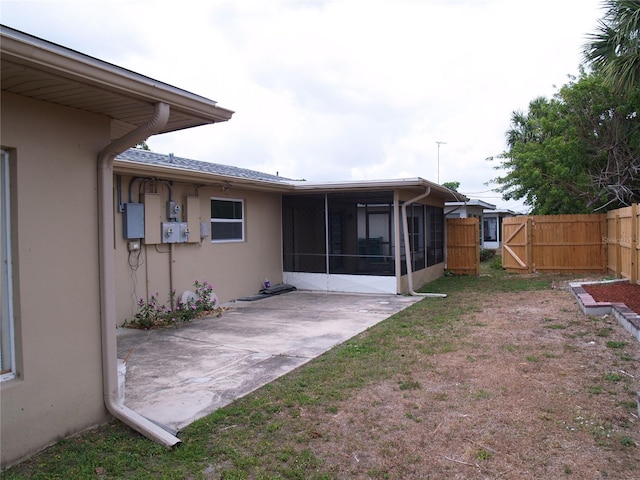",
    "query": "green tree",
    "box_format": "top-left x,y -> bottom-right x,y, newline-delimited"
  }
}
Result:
135,140 -> 150,150
583,0 -> 640,95
491,70 -> 640,214
442,181 -> 460,192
